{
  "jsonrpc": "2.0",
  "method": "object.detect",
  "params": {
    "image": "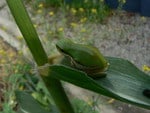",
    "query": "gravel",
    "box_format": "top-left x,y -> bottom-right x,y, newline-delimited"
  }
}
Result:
94,12 -> 150,69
